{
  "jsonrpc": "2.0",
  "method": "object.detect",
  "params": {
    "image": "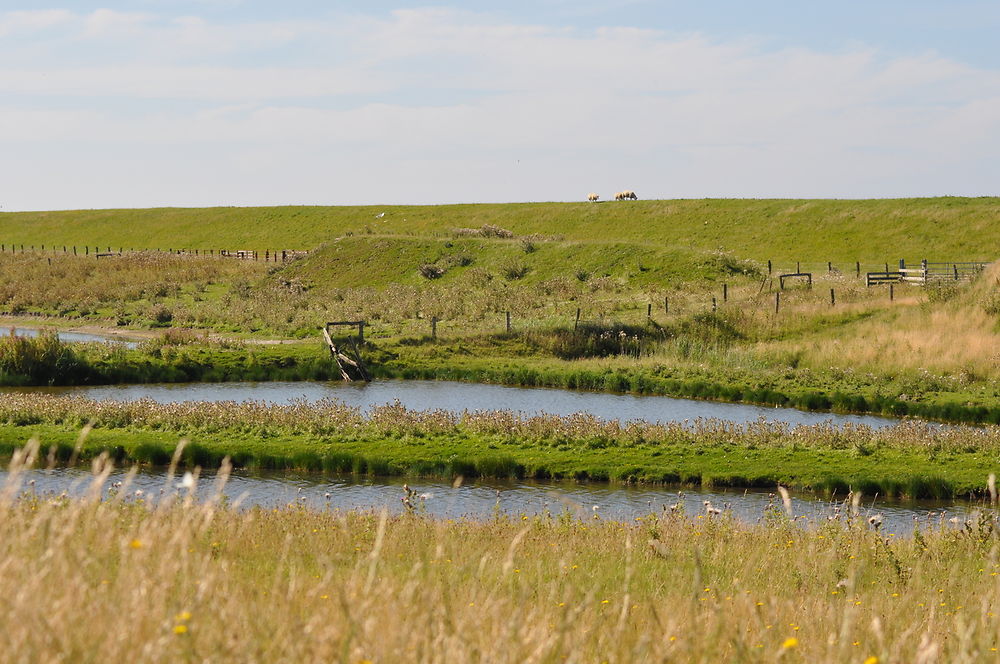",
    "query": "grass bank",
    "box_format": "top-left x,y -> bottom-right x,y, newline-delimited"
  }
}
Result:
4,394 -> 1000,497
2,470 -> 999,662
